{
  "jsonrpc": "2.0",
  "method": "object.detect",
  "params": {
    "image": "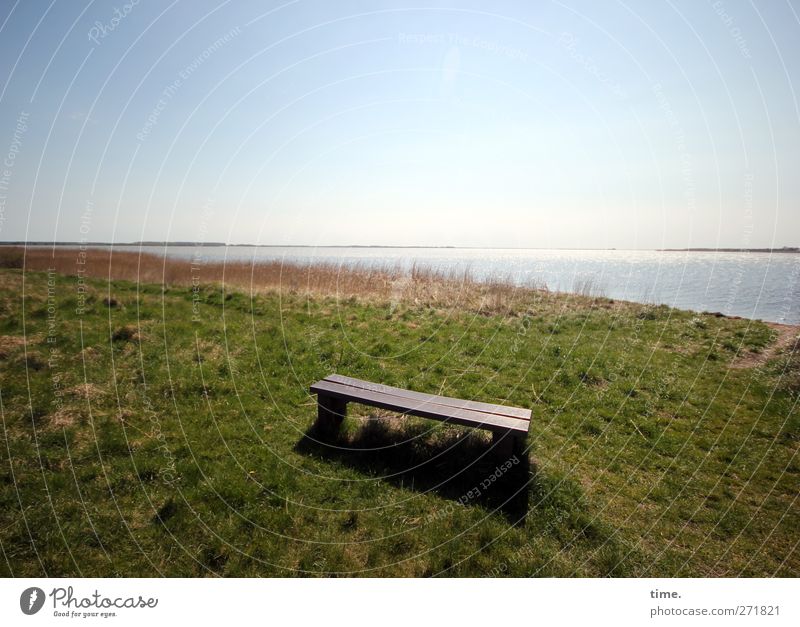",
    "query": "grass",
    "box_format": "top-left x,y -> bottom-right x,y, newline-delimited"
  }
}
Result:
0,251 -> 798,577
